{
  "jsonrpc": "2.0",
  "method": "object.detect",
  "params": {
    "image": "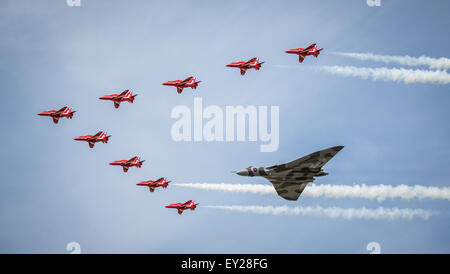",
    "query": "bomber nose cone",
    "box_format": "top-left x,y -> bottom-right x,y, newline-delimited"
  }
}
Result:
236,169 -> 248,176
